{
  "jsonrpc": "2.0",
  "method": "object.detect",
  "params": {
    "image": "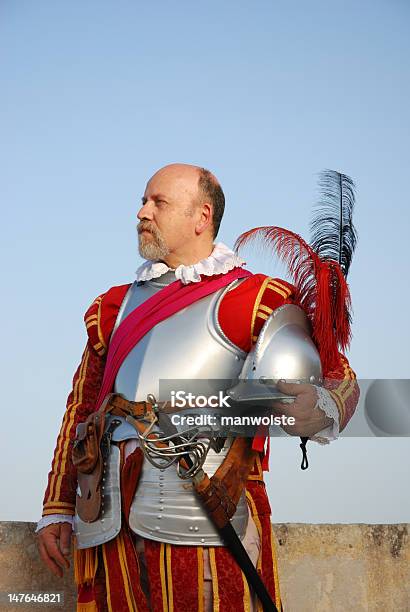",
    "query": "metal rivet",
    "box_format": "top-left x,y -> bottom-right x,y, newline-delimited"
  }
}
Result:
201,538 -> 205,543
189,526 -> 194,531
194,526 -> 199,532
157,515 -> 162,519
155,526 -> 160,531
